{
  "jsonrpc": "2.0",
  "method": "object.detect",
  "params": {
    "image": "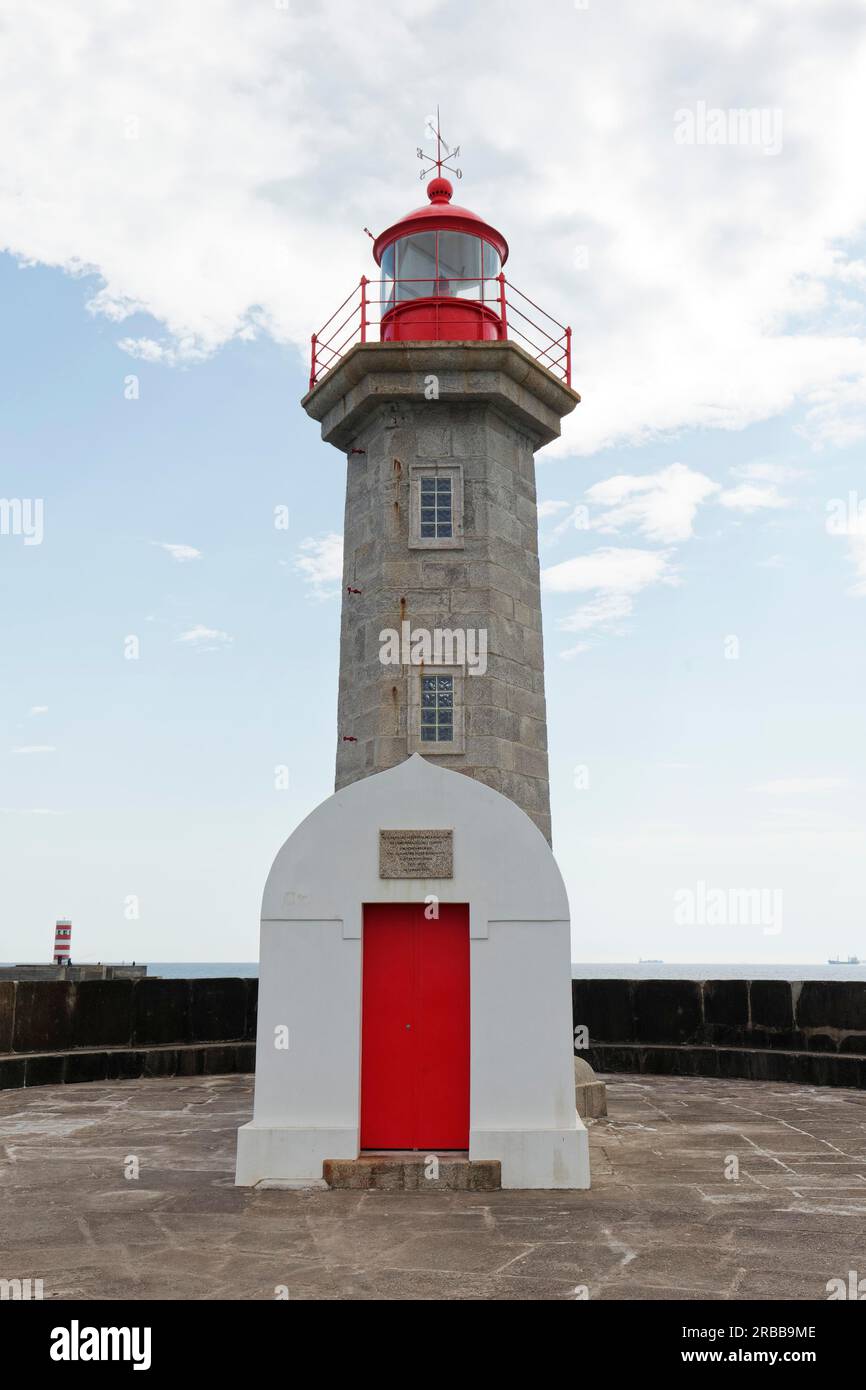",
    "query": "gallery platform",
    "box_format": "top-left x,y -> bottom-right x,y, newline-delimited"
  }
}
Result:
2,1072 -> 864,1300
